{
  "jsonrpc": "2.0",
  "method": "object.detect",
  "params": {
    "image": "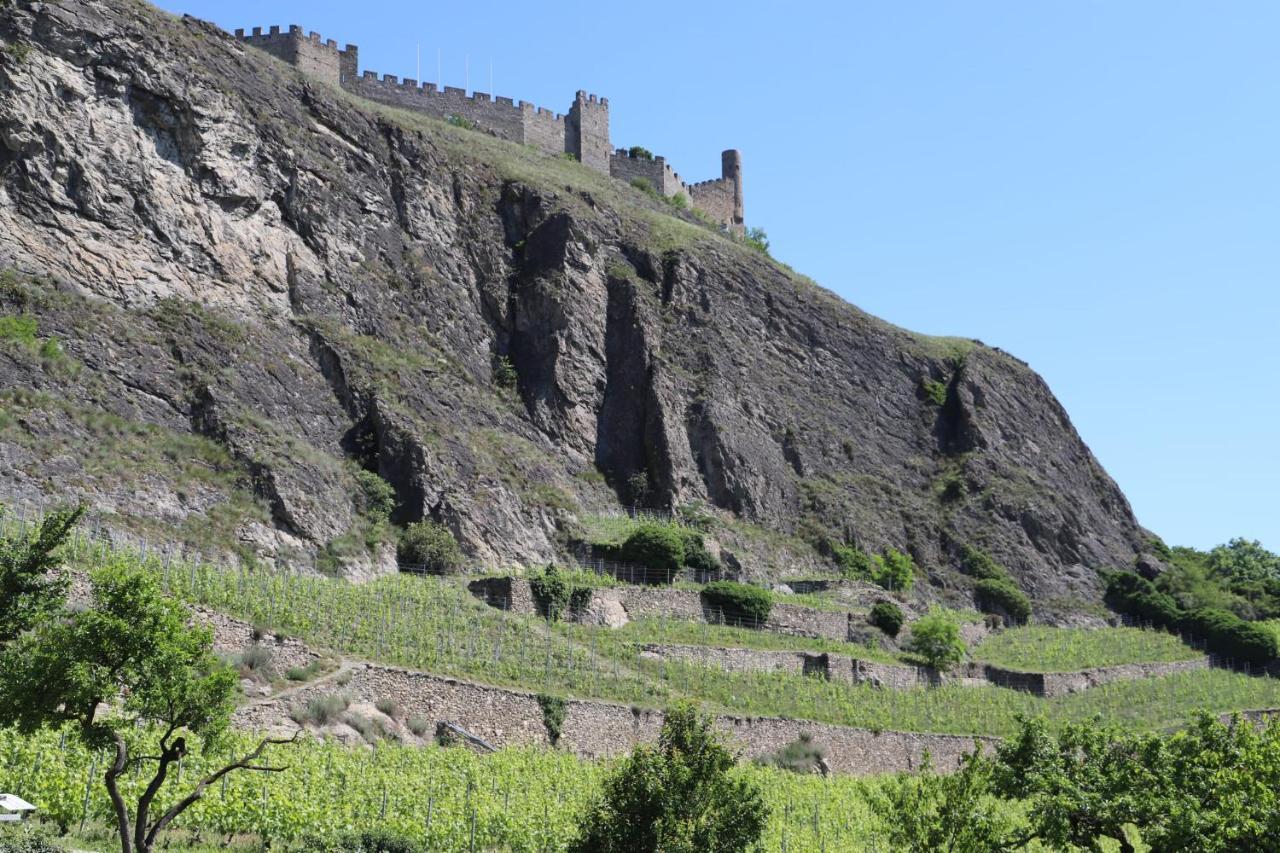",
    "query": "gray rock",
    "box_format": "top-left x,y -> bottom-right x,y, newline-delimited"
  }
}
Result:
1135,553 -> 1169,581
